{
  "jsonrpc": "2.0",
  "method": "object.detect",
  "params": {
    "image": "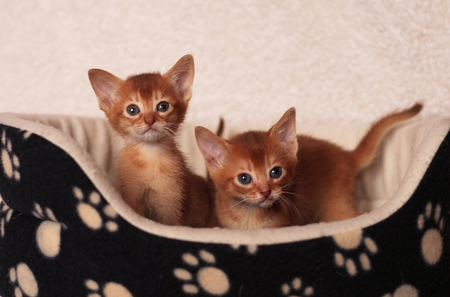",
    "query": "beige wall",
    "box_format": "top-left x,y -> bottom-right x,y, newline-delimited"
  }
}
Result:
1,1 -> 449,132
